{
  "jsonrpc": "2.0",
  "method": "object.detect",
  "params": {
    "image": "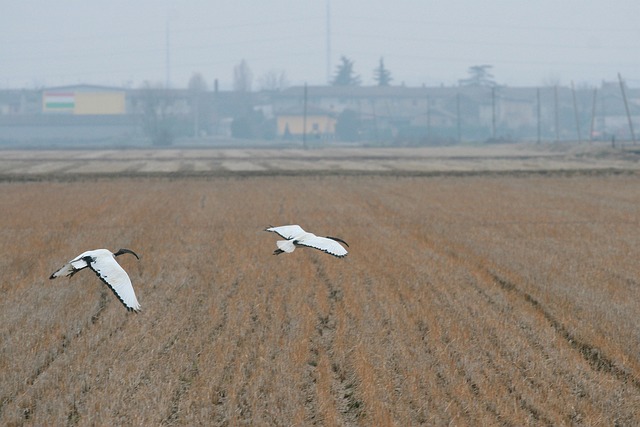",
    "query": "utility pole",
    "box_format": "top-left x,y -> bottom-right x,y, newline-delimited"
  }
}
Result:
571,81 -> 582,143
491,87 -> 496,139
536,88 -> 541,143
426,96 -> 431,141
371,98 -> 379,144
589,88 -> 597,143
303,83 -> 308,149
618,73 -> 637,145
193,98 -> 199,138
554,86 -> 560,142
456,93 -> 461,143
